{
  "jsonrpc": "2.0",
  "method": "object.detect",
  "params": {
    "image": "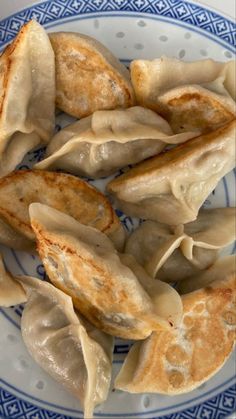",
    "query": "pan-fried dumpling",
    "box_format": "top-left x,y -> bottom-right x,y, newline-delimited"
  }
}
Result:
178,256 -> 236,294
119,253 -> 183,327
107,120 -> 236,225
35,107 -> 195,177
0,253 -> 26,307
0,20 -> 55,177
115,263 -> 236,394
125,208 -> 236,282
49,32 -> 135,118
131,57 -> 235,100
130,57 -> 236,133
157,84 -> 236,134
0,170 -> 124,251
18,275 -> 113,419
29,203 -> 183,339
